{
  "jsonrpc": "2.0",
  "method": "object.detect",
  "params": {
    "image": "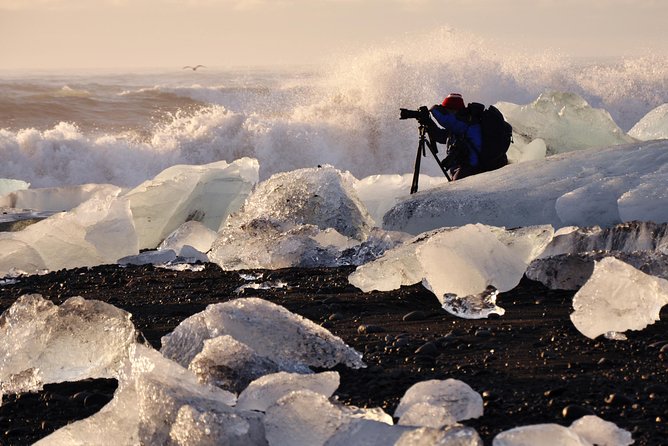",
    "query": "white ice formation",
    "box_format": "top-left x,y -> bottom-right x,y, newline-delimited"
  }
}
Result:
394,379 -> 483,429
497,92 -> 635,156
492,415 -> 632,446
124,158 -> 258,249
628,103 -> 668,141
349,224 -> 554,318
0,178 -> 29,198
383,140 -> 668,235
570,257 -> 668,339
0,294 -> 136,398
0,187 -> 137,277
527,221 -> 668,289
0,183 -> 119,213
158,220 -> 218,256
208,165 -> 378,270
236,371 -> 340,412
160,297 -> 365,371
